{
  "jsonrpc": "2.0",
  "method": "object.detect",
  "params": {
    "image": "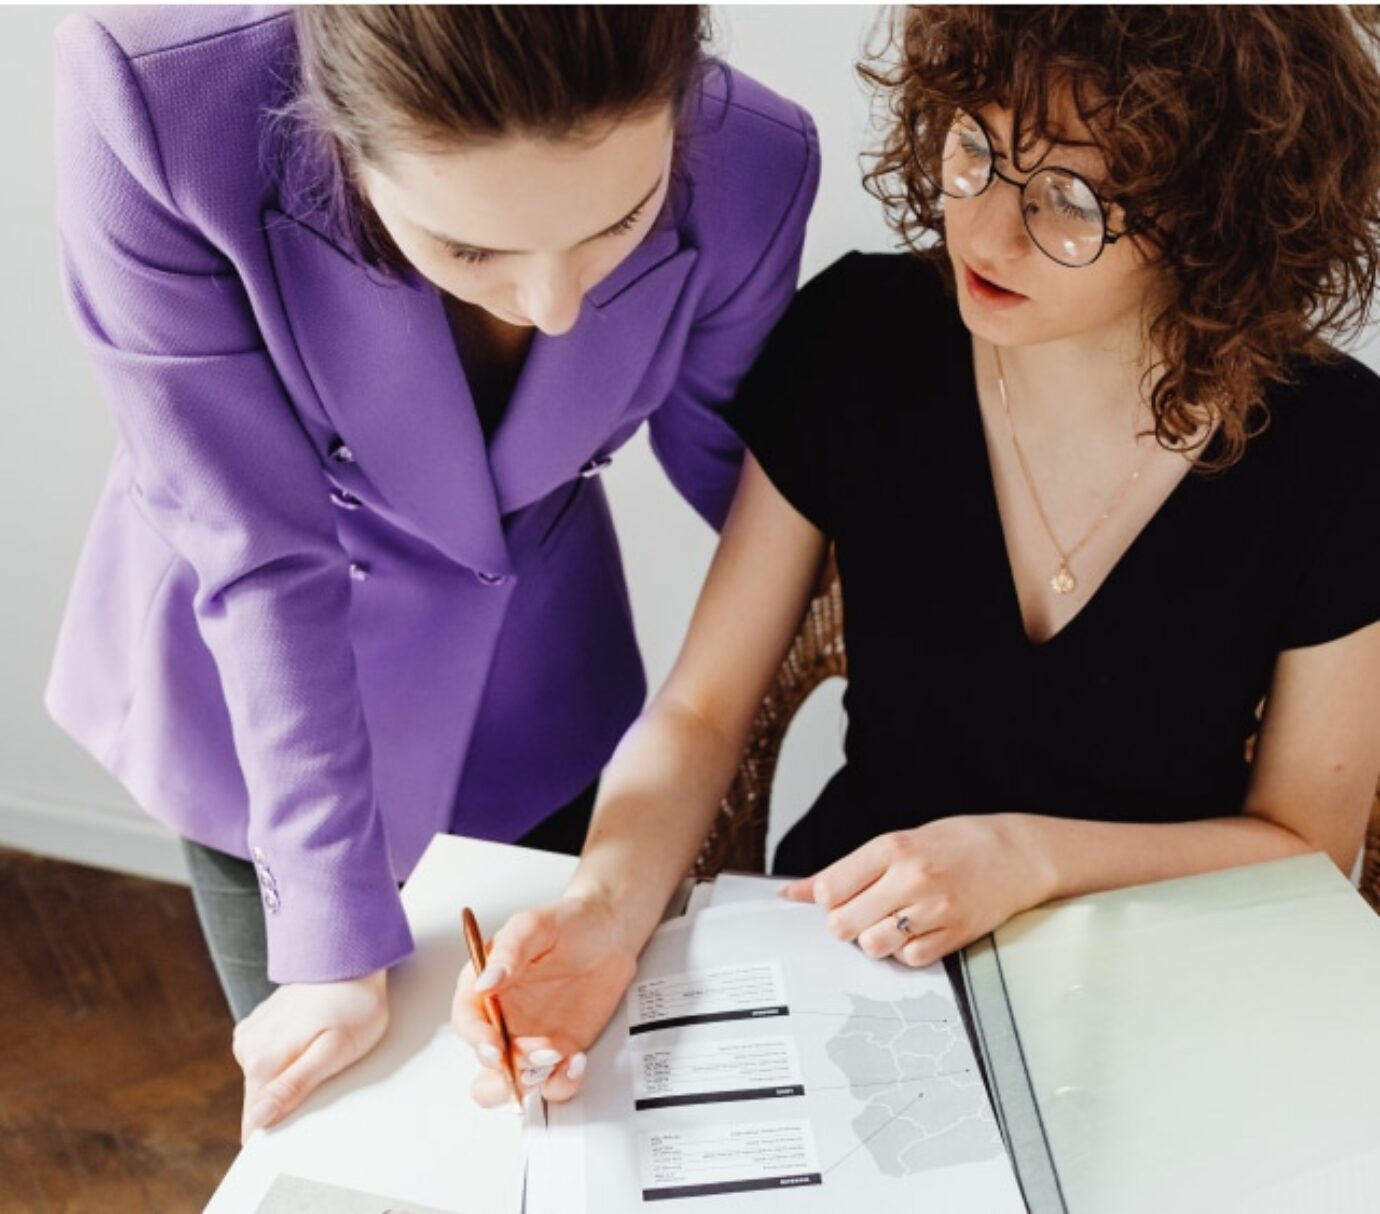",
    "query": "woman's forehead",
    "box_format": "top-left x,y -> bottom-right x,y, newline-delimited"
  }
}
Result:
973,99 -> 1108,179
